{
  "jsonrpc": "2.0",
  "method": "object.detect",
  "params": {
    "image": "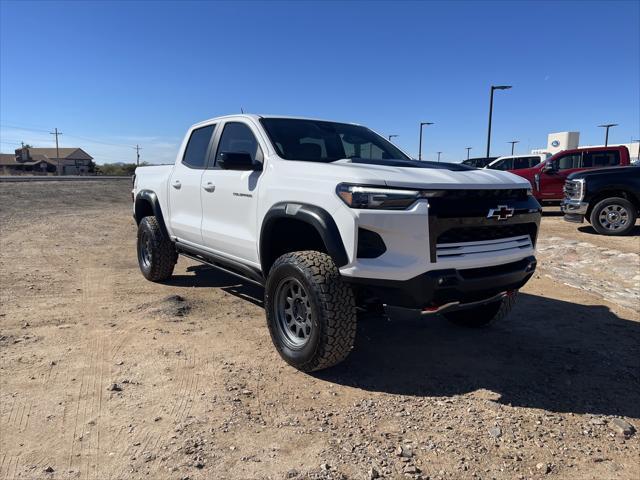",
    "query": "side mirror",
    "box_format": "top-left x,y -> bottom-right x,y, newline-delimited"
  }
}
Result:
218,152 -> 261,171
542,162 -> 556,173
